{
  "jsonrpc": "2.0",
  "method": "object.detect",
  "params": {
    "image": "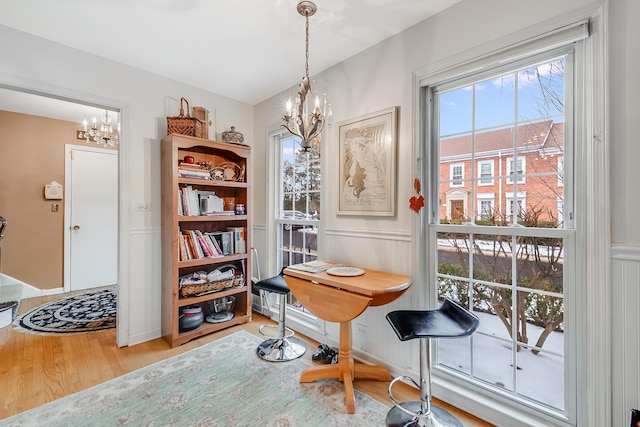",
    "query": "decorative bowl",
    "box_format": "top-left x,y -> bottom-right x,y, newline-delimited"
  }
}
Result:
209,296 -> 236,313
221,126 -> 244,144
